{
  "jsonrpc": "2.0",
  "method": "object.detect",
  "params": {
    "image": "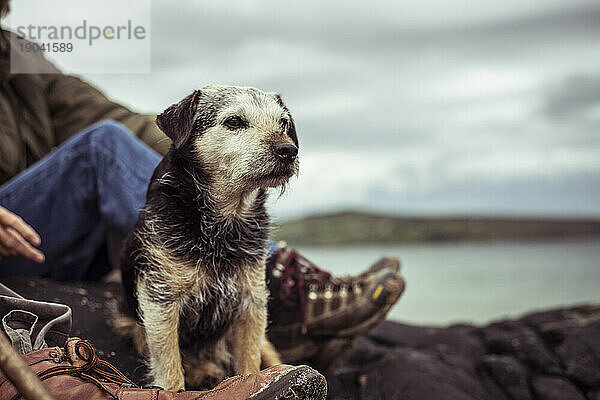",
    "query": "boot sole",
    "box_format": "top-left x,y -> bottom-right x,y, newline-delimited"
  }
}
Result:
250,365 -> 327,400
335,273 -> 405,338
